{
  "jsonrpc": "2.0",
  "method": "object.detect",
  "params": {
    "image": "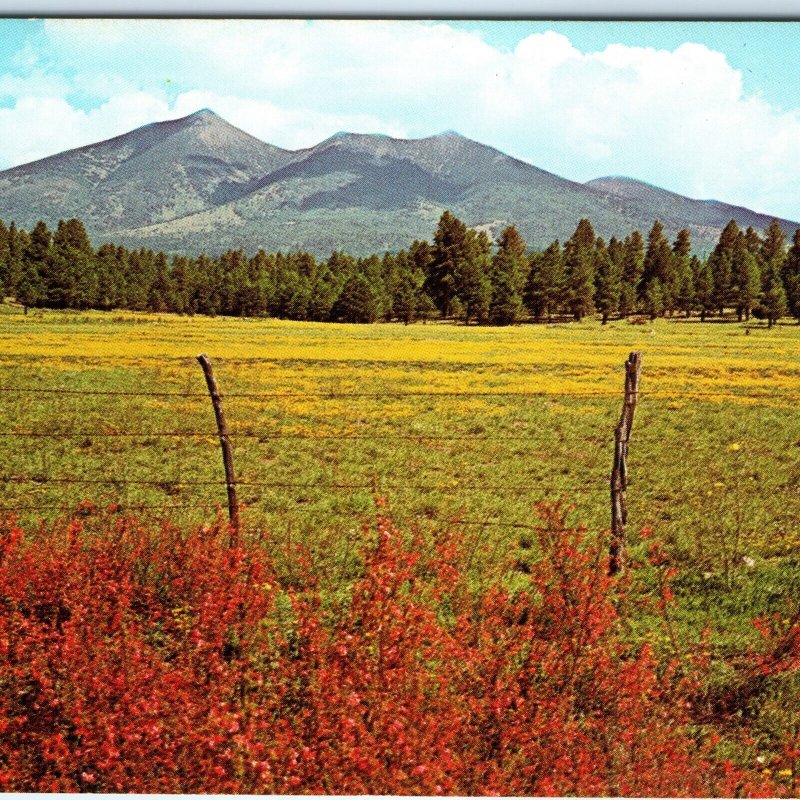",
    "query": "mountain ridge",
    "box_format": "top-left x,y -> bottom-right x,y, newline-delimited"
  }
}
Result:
0,109 -> 796,256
